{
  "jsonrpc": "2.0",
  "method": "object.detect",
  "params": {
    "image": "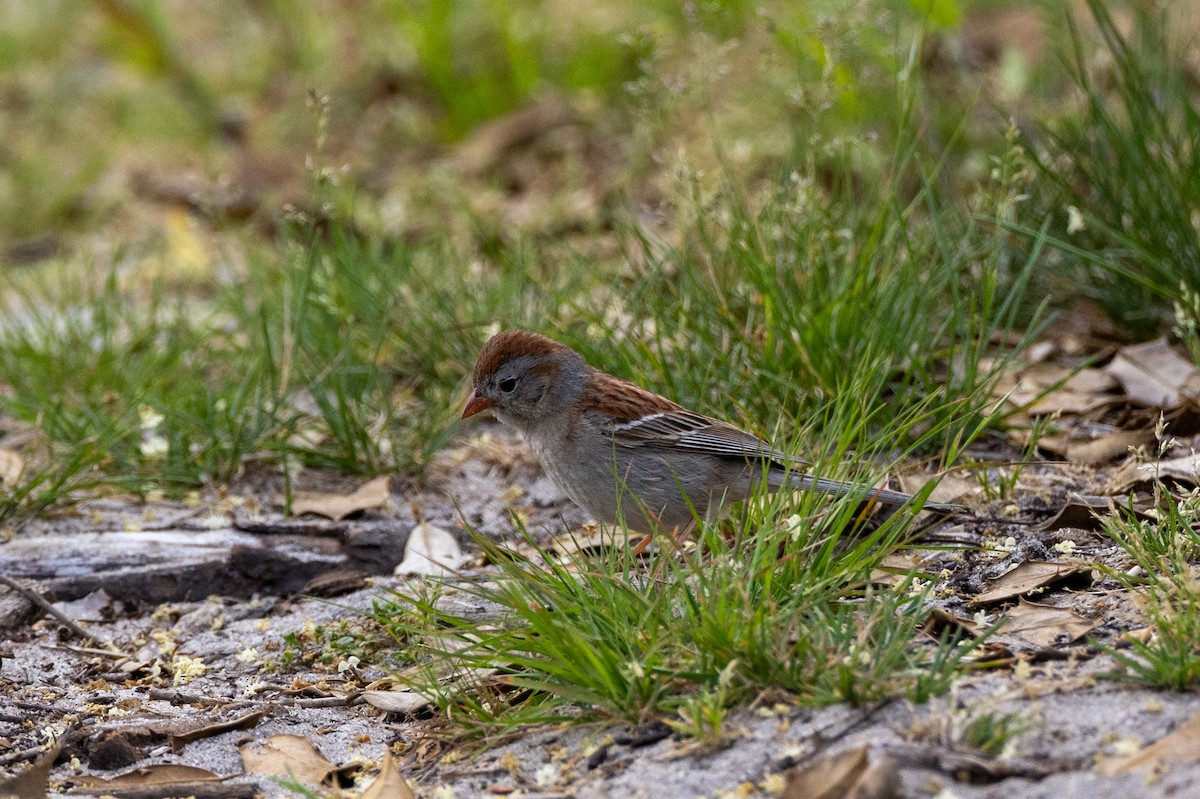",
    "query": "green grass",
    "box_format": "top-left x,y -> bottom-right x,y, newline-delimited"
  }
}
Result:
363,98 -> 1043,736
1023,0 -> 1200,334
1099,485 -> 1200,691
0,74 -> 1043,503
0,2 -> 1047,726
376,491 -> 982,737
3,0 -> 1200,754
0,227 -> 599,493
